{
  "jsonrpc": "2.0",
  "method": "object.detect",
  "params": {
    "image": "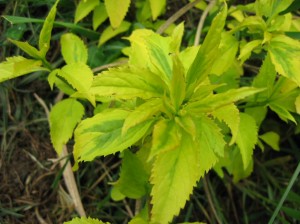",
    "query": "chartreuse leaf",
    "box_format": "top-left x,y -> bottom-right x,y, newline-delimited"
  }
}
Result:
122,98 -> 162,134
128,203 -> 149,224
175,114 -> 196,138
73,109 -> 154,163
104,0 -> 130,28
39,0 -> 59,57
74,0 -> 99,23
170,54 -> 186,111
211,32 -> 239,76
91,67 -> 165,100
186,87 -> 263,114
112,150 -> 149,199
0,56 -> 47,82
64,217 -> 109,224
170,22 -> 184,53
238,40 -> 262,64
99,21 -> 131,46
61,33 -> 88,64
150,119 -> 181,160
92,3 -> 108,30
8,39 -> 42,59
50,98 -> 84,154
58,63 -> 93,93
259,131 -> 280,151
212,103 -> 240,145
268,35 -> 300,86
186,4 -> 227,96
236,113 -> 258,169
150,131 -> 199,224
255,0 -> 293,19
149,0 -> 166,20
